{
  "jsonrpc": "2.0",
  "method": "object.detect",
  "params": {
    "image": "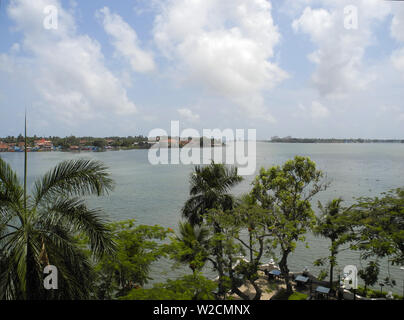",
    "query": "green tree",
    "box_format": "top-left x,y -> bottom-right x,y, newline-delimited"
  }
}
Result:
169,221 -> 209,275
0,158 -> 115,299
182,162 -> 243,226
313,198 -> 353,289
358,261 -> 380,293
251,156 -> 327,292
182,162 -> 242,298
93,140 -> 106,149
350,188 -> 404,266
121,274 -> 217,300
205,198 -> 273,300
92,219 -> 172,299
